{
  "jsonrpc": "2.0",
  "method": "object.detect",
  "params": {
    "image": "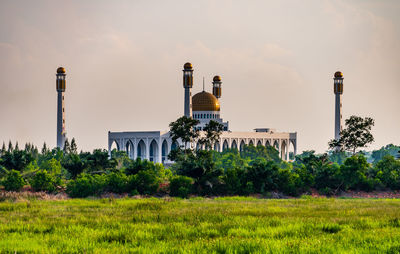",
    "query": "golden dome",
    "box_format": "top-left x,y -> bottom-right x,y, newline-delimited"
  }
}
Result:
57,67 -> 66,74
334,71 -> 343,78
192,91 -> 220,111
183,62 -> 193,70
213,75 -> 221,82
